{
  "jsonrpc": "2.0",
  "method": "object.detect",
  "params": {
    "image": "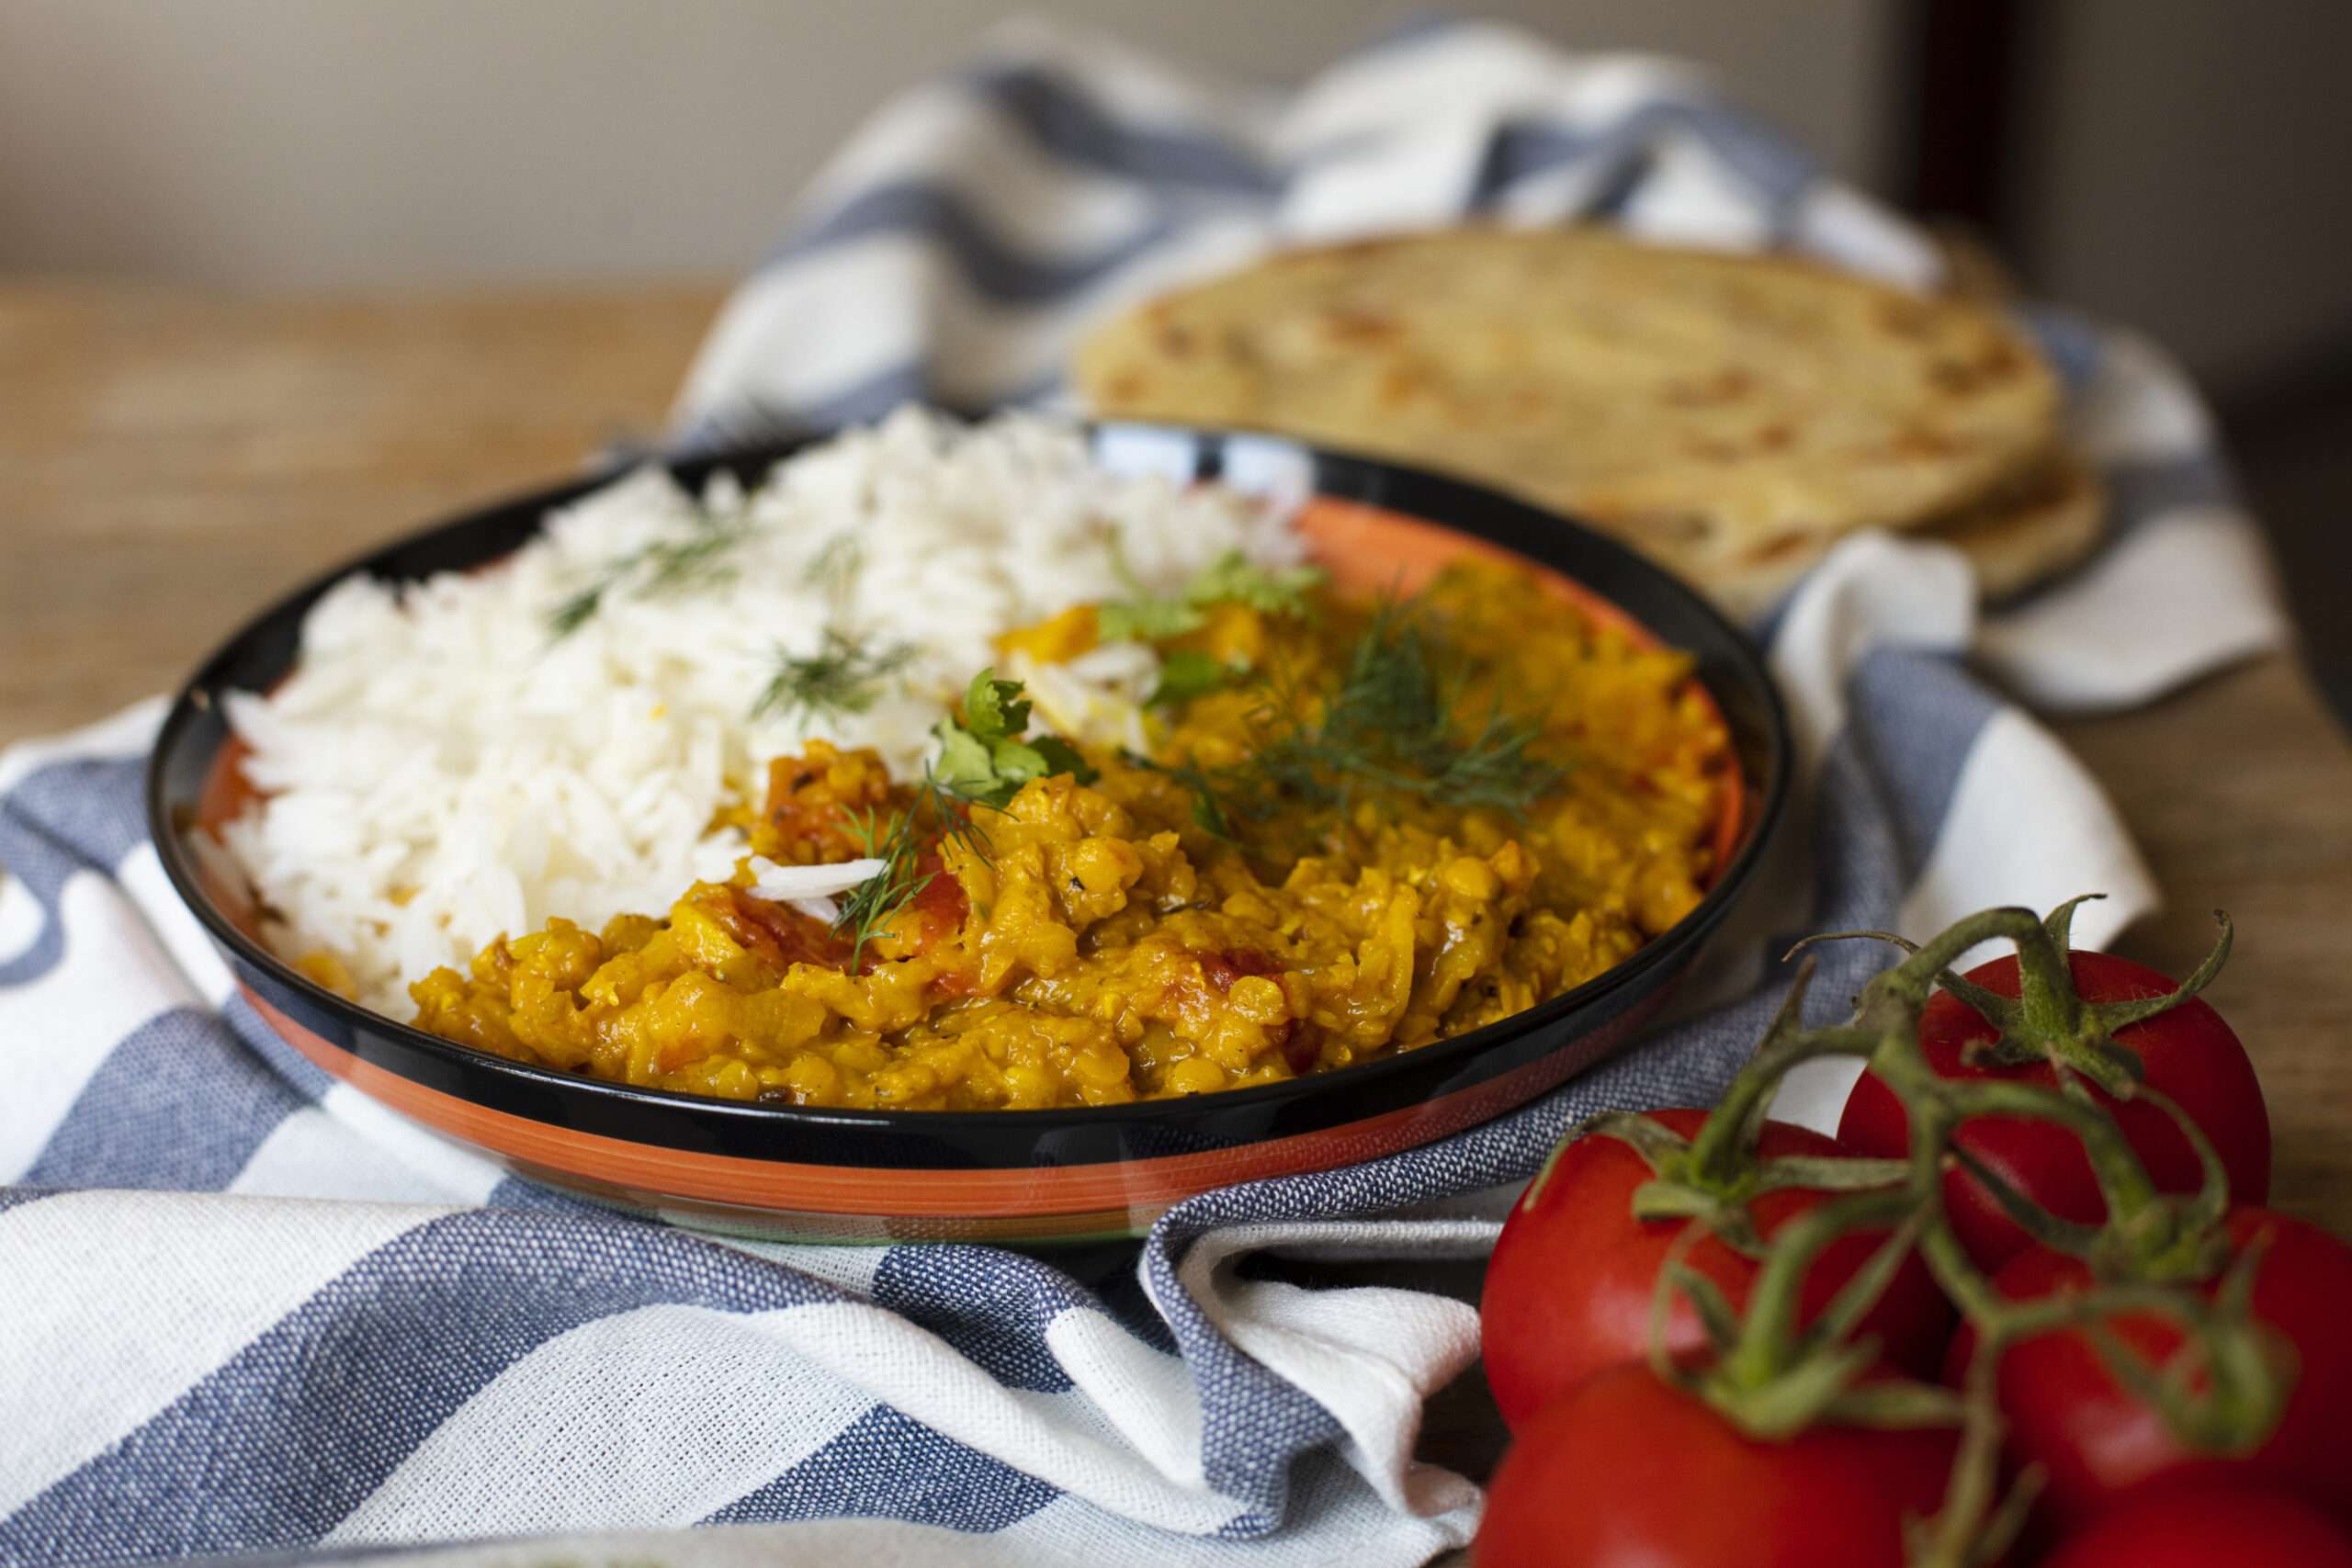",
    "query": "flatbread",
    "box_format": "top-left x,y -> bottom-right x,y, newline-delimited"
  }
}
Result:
1927,447 -> 2109,604
1073,227 -> 2065,610
1702,448 -> 2109,618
